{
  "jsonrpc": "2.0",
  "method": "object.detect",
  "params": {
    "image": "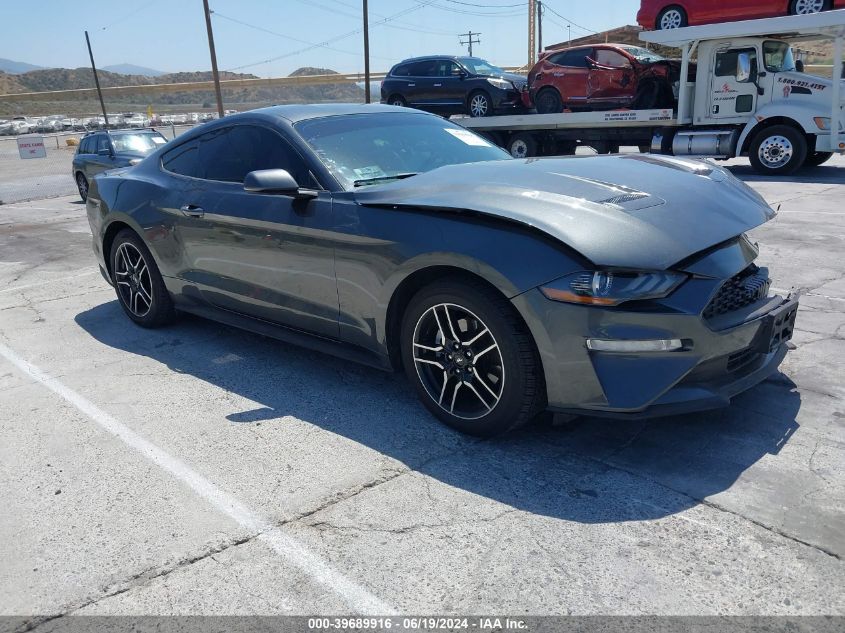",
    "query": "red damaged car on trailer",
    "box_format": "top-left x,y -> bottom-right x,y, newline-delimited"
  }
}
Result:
638,0 -> 845,30
524,44 -> 684,114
